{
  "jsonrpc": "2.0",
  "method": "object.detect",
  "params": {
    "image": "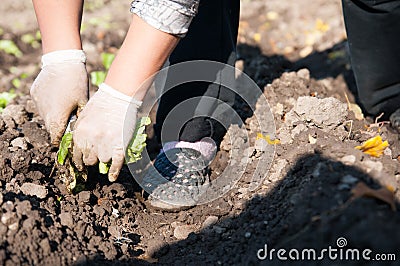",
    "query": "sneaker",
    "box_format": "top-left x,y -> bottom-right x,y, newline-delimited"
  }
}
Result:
142,139 -> 216,210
